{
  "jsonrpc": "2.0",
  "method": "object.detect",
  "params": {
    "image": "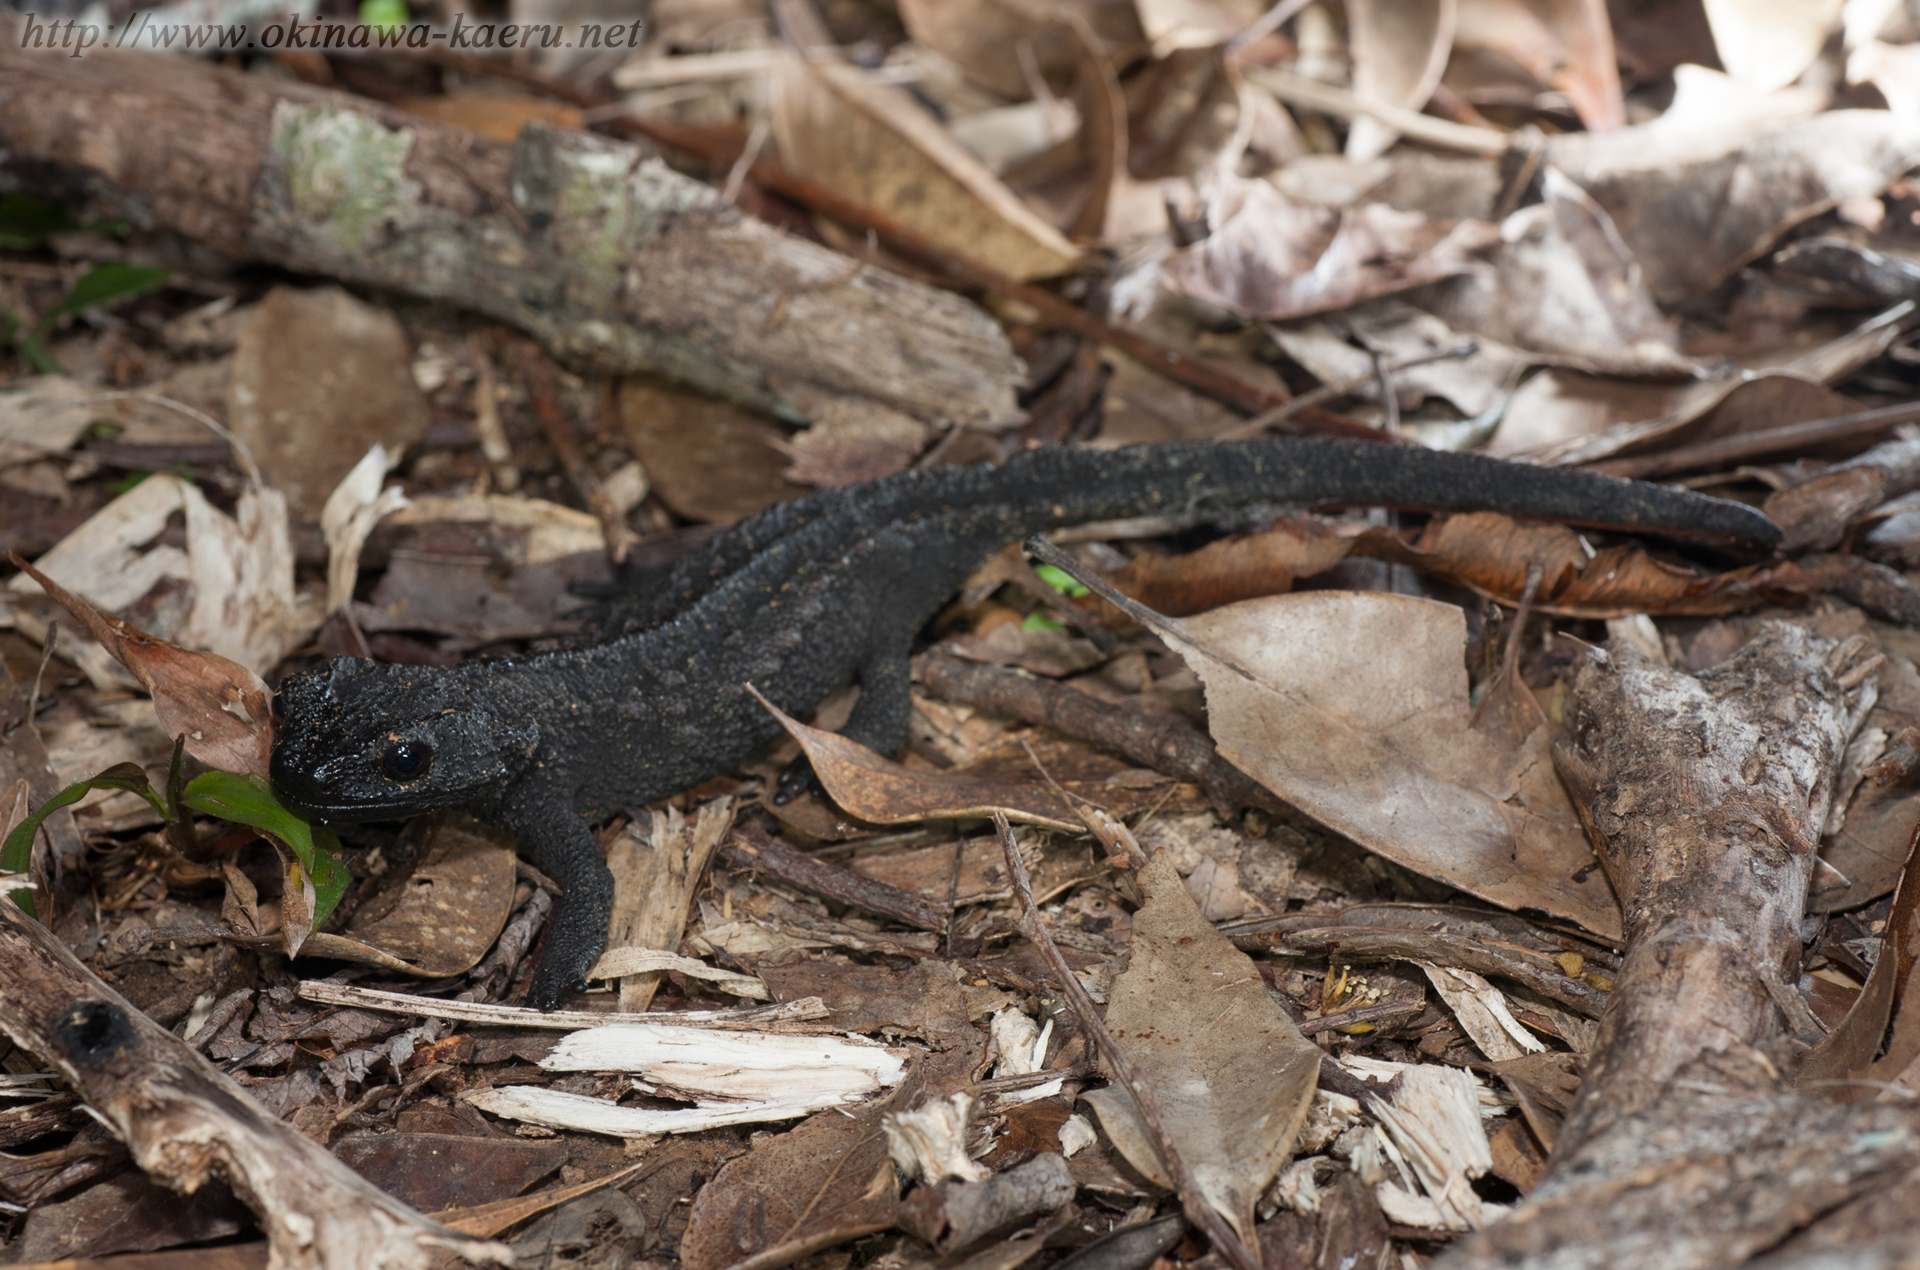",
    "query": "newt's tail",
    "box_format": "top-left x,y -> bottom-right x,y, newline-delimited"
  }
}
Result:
995,438 -> 1781,547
